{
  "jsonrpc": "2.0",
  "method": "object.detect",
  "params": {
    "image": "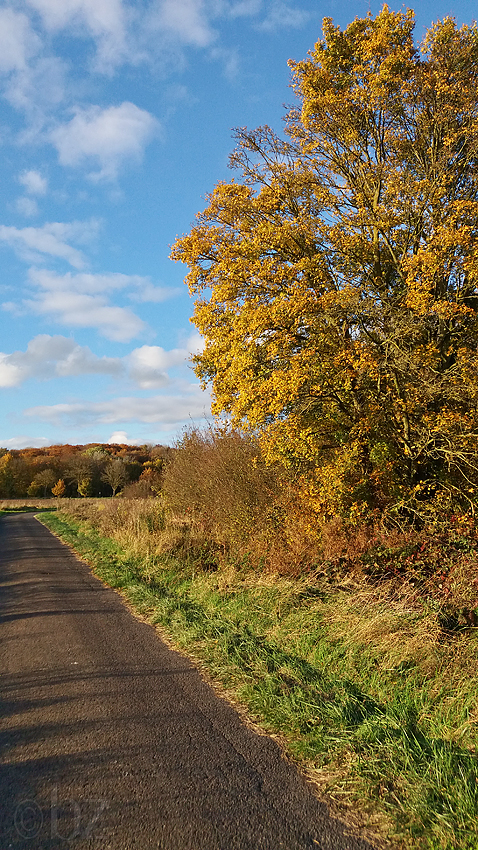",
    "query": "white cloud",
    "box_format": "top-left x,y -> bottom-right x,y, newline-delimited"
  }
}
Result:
217,0 -> 310,29
29,269 -> 147,295
128,281 -> 179,303
16,197 -> 39,217
226,0 -> 262,18
6,56 -> 67,124
25,386 -> 210,429
210,46 -> 239,80
19,169 -> 48,195
0,220 -> 98,267
19,269 -> 178,341
15,172 -> 47,216
26,0 -> 124,33
0,8 -> 40,74
150,0 -> 216,48
25,0 -> 128,71
0,435 -> 51,449
0,334 -> 122,388
126,344 -> 189,389
0,333 -> 200,388
107,430 -> 141,444
26,288 -> 146,343
51,102 -> 158,180
1,301 -> 24,317
186,331 -> 204,354
257,1 -> 310,31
